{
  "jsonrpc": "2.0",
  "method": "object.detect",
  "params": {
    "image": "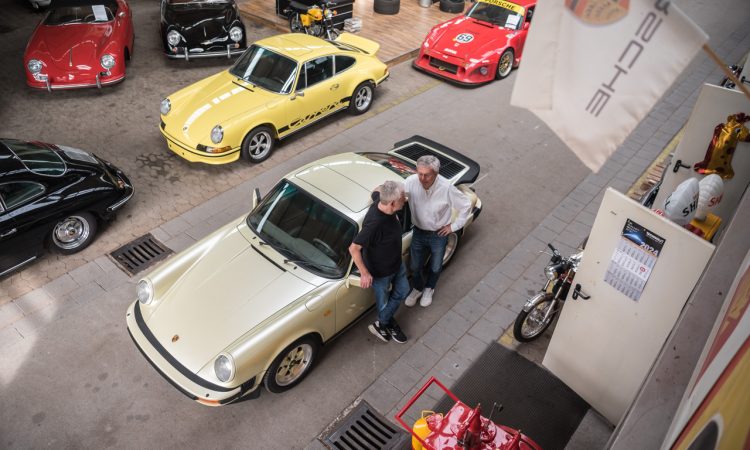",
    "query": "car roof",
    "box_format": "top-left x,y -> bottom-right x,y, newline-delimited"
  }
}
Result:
0,142 -> 27,179
287,153 -> 405,215
256,33 -> 336,60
